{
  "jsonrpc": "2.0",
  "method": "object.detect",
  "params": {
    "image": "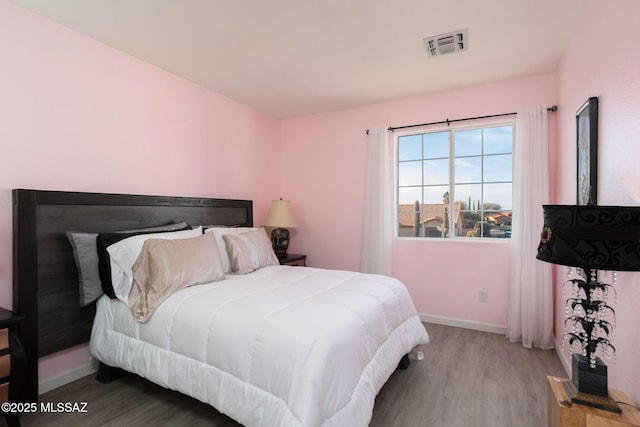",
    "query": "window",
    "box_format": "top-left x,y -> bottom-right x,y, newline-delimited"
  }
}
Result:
397,123 -> 514,239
